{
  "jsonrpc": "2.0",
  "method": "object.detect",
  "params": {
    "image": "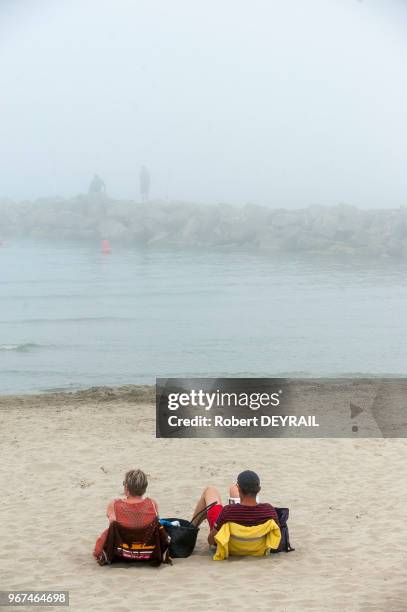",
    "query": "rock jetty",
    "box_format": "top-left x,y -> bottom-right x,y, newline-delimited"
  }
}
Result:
1,195 -> 406,257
